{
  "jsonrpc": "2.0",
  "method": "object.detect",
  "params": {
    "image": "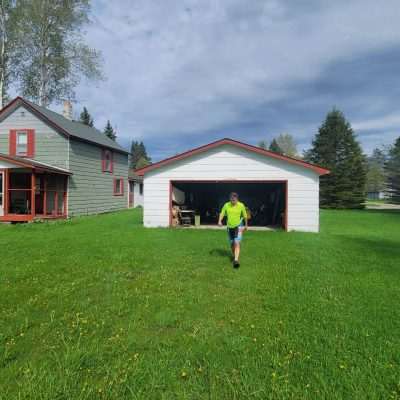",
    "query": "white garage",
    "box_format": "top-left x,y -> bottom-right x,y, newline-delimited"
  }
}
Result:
135,138 -> 329,232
